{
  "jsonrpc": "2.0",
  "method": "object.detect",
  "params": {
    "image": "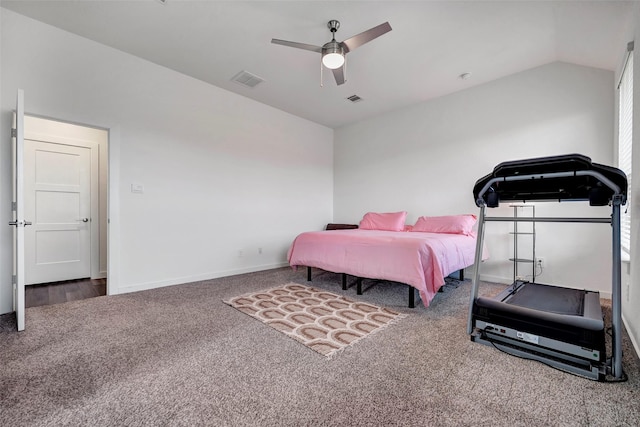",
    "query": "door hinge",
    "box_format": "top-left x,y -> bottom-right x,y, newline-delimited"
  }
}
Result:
12,275 -> 17,285
11,128 -> 17,138
11,201 -> 16,212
